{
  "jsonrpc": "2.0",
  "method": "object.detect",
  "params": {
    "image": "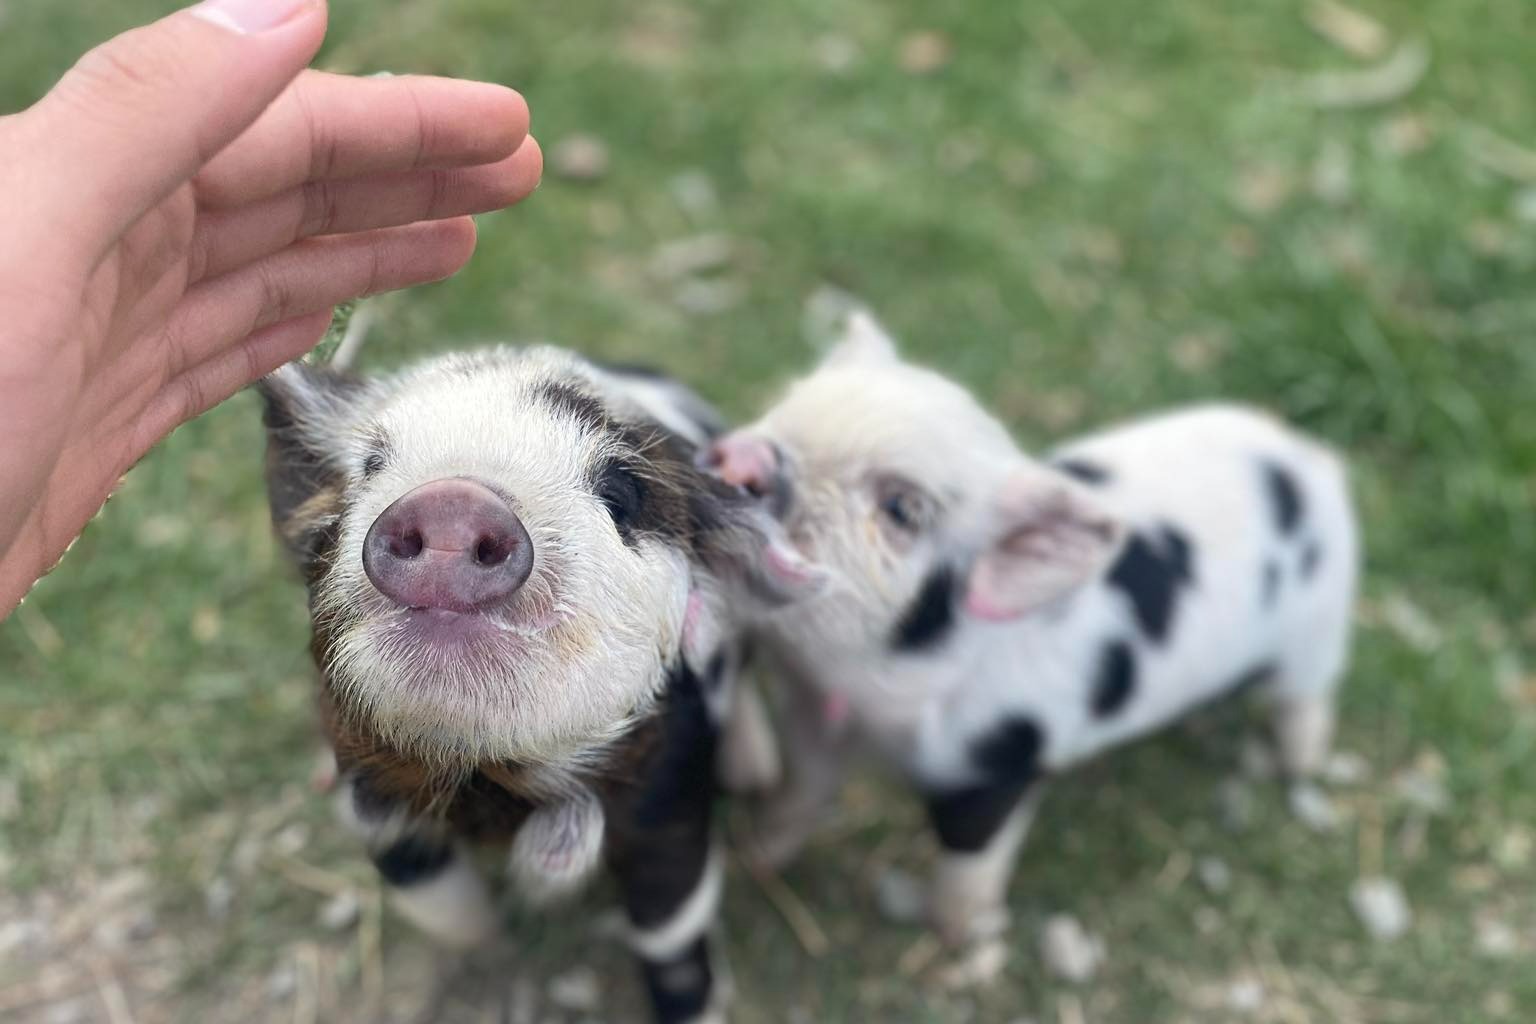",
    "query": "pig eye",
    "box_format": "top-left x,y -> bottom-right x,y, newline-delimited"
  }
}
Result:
596,462 -> 644,532
875,477 -> 930,535
360,433 -> 390,479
